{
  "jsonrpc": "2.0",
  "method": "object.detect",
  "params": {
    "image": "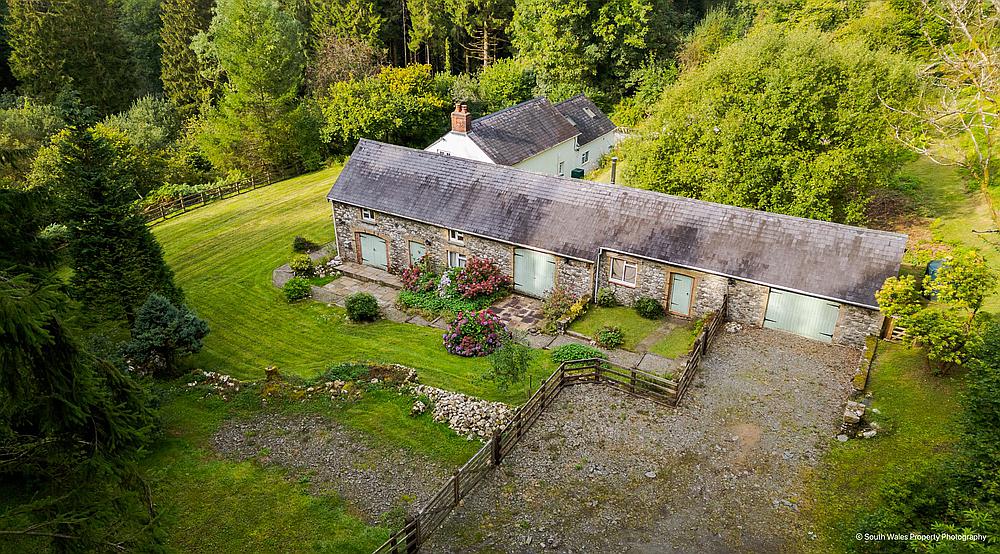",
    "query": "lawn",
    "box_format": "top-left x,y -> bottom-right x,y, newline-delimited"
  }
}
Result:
900,158 -> 1000,311
144,167 -> 558,553
800,342 -> 963,553
151,166 -> 551,404
648,319 -> 700,359
568,306 -> 662,350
